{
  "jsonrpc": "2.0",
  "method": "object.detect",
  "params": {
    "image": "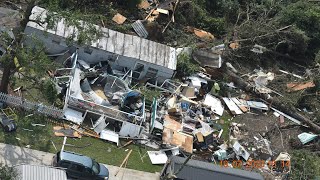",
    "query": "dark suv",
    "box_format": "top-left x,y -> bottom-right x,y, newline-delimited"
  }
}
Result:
52,151 -> 109,180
